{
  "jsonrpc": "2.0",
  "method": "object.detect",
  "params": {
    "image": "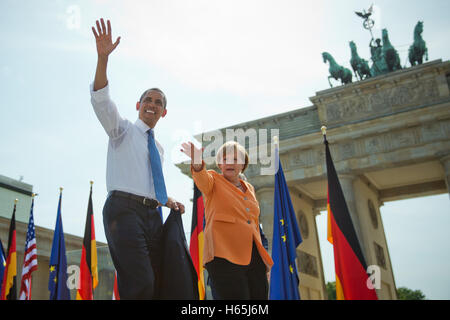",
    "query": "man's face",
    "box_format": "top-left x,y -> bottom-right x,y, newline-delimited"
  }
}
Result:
137,90 -> 167,128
